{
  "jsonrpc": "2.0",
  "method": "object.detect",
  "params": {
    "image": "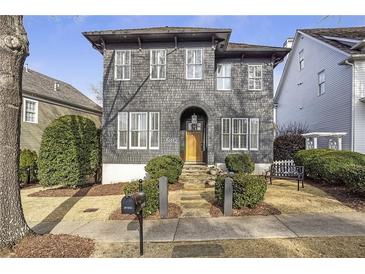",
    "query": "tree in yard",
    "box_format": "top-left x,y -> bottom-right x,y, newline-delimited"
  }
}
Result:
0,15 -> 32,247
